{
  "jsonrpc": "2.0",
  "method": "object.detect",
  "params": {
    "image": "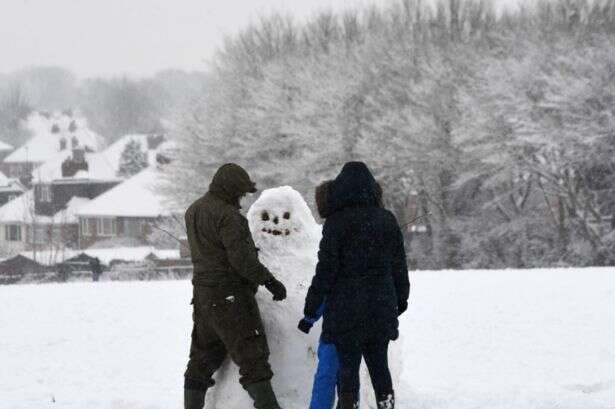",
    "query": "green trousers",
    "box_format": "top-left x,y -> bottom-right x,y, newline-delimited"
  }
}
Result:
184,285 -> 273,389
